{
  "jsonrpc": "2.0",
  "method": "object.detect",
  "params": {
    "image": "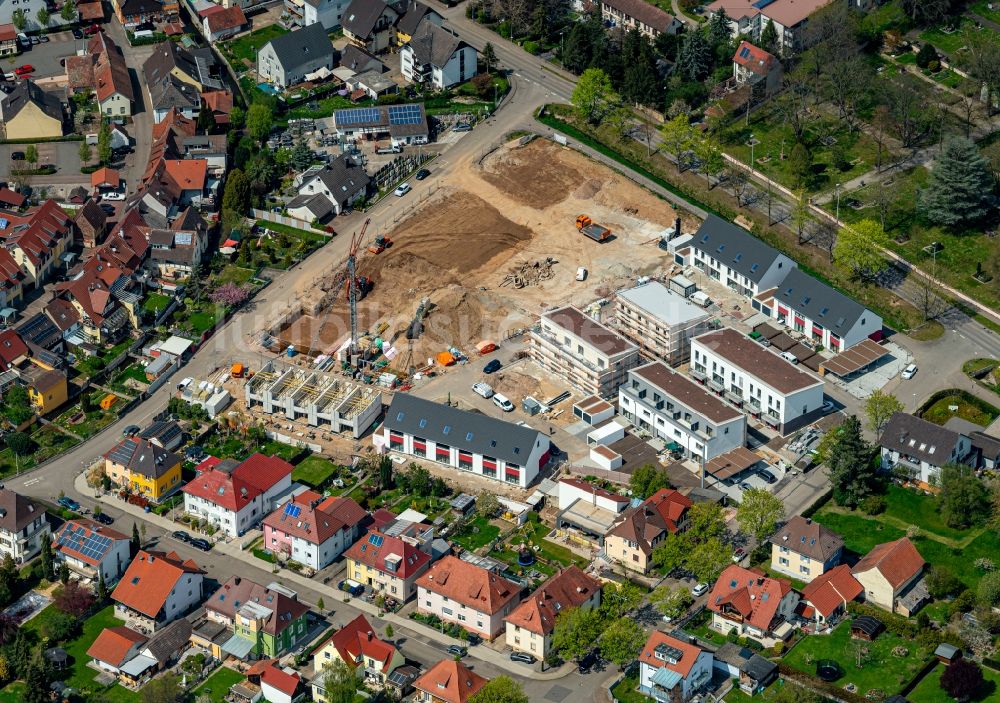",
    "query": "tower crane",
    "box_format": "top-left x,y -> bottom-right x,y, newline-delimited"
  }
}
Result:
347,218 -> 370,359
